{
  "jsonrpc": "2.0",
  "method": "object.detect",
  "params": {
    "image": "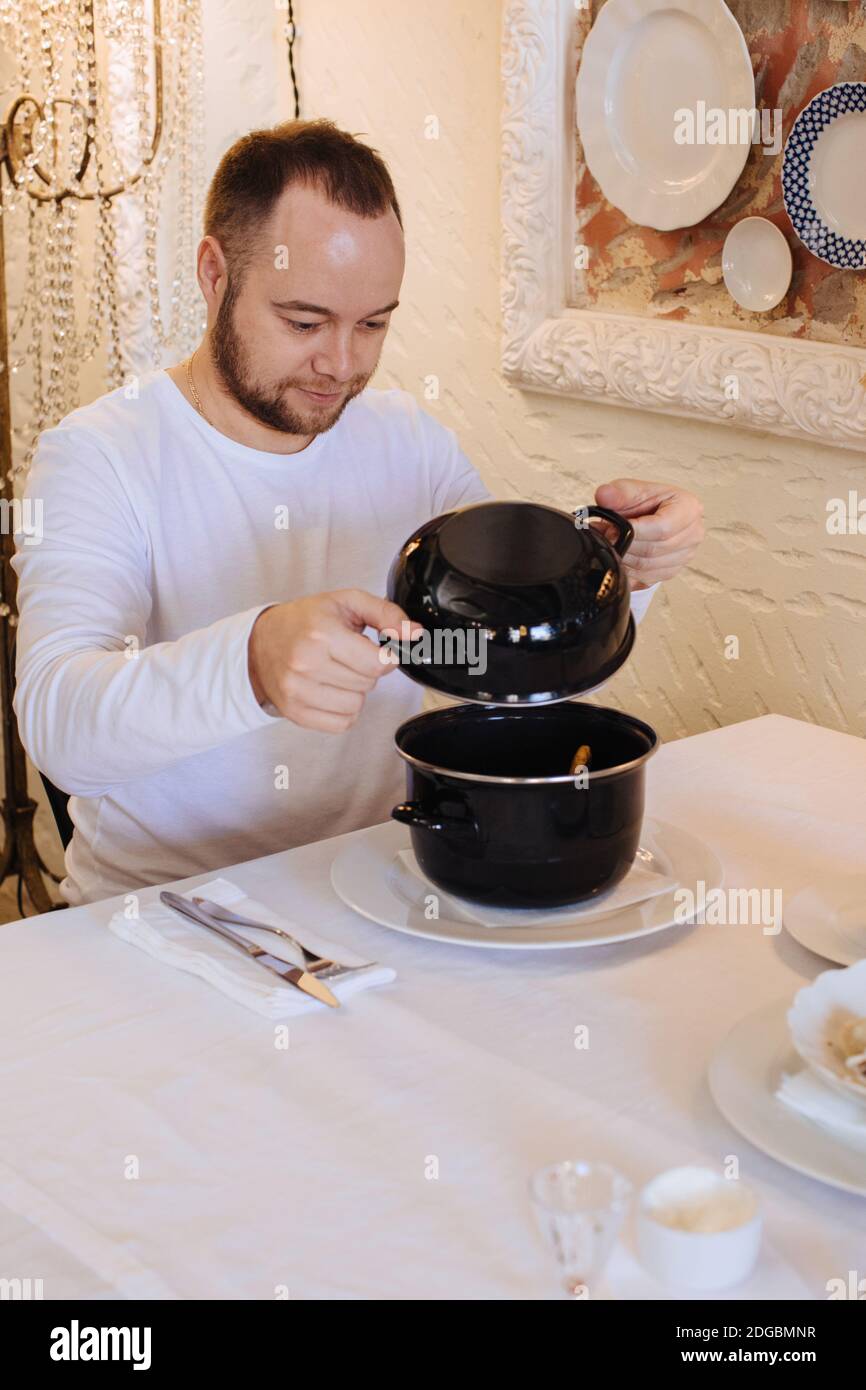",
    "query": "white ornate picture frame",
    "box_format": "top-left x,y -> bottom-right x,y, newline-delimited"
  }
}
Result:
501,0 -> 866,452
